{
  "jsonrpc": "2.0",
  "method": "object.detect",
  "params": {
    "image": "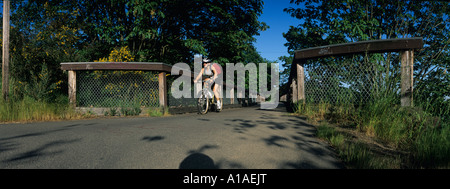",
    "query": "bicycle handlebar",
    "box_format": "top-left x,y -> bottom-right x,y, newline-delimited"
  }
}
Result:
194,80 -> 211,84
